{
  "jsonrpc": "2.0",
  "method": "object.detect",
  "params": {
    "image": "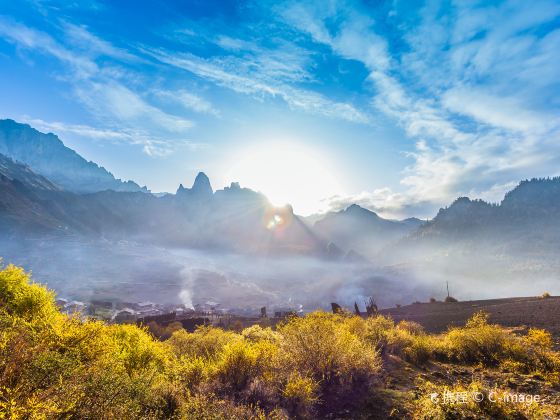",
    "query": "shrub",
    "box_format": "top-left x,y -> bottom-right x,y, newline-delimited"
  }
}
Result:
363,315 -> 396,349
396,320 -> 425,335
385,327 -> 434,365
283,373 -> 319,417
0,264 -> 60,322
215,340 -> 260,392
109,323 -> 169,377
180,394 -> 277,419
241,325 -> 281,343
2,264 -> 560,418
541,291 -> 551,299
147,320 -> 183,340
437,312 -> 559,373
173,355 -> 211,391
0,265 -> 178,418
167,325 -> 240,359
444,296 -> 458,303
277,312 -> 381,392
414,380 -> 549,419
526,328 -> 553,350
440,312 -> 524,366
